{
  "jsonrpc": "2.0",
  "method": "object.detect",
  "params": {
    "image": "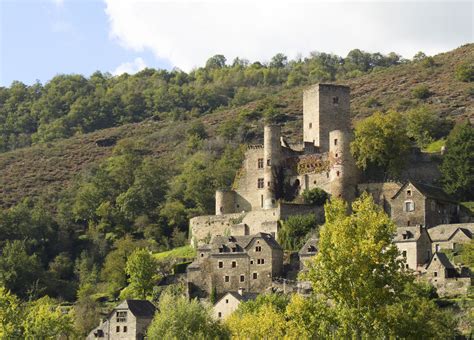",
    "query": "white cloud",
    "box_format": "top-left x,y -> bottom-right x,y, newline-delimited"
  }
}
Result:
112,57 -> 147,75
51,0 -> 64,7
104,0 -> 473,71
